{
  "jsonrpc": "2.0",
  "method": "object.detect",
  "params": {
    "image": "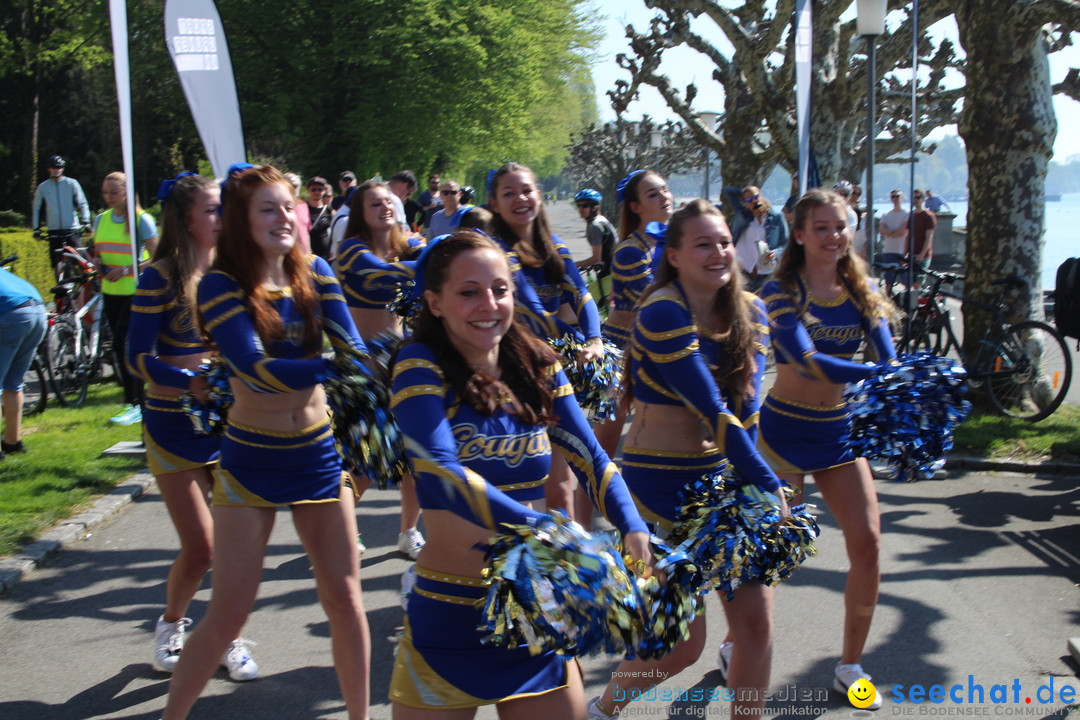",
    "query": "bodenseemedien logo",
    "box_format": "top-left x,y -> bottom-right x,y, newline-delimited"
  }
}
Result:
889,676 -> 1077,715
